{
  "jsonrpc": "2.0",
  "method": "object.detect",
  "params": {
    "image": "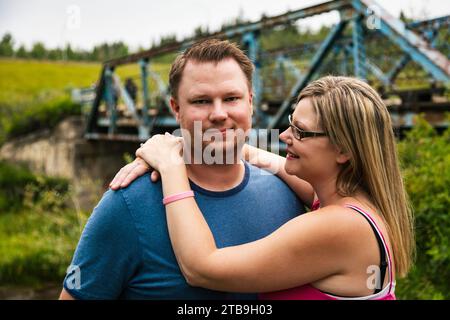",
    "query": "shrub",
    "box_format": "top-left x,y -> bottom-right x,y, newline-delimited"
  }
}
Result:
0,207 -> 87,286
396,115 -> 450,299
0,161 -> 69,213
4,97 -> 81,142
0,162 -> 86,286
